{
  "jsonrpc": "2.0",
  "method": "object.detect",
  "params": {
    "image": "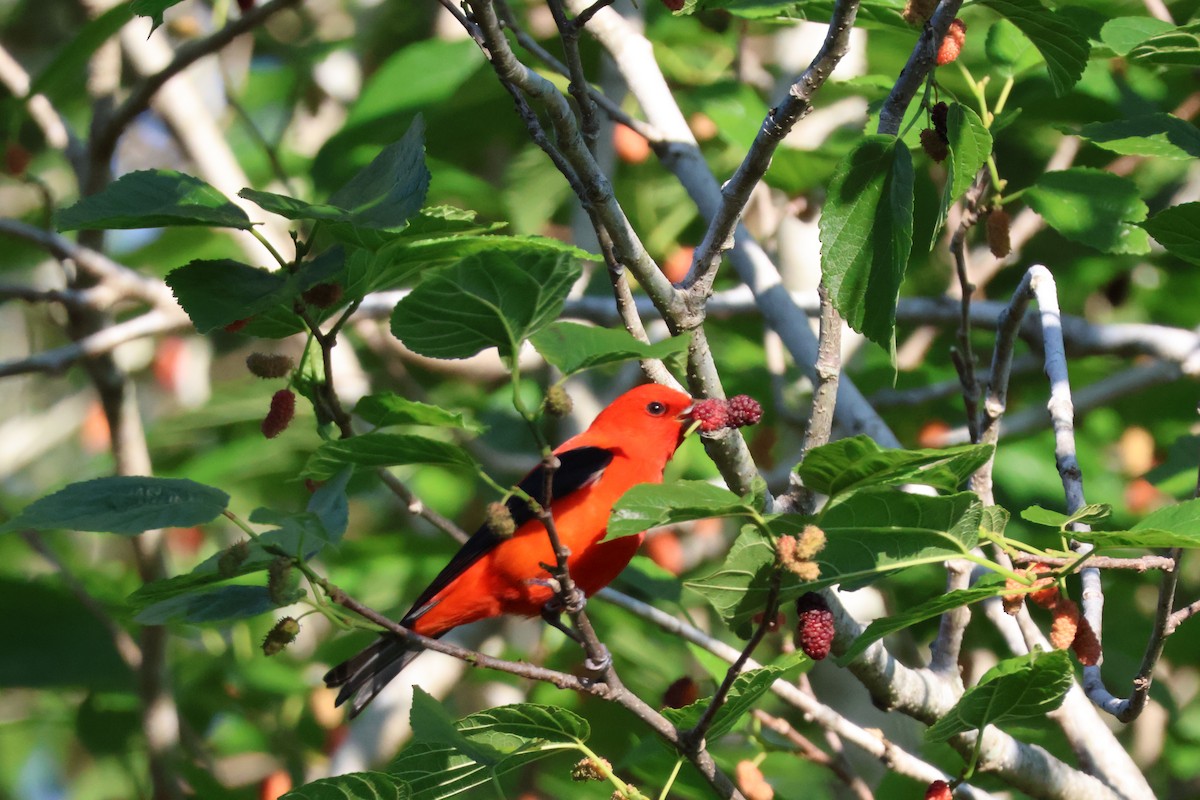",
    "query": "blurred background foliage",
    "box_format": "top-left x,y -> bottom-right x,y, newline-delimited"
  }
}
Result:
1,0 -> 1200,797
